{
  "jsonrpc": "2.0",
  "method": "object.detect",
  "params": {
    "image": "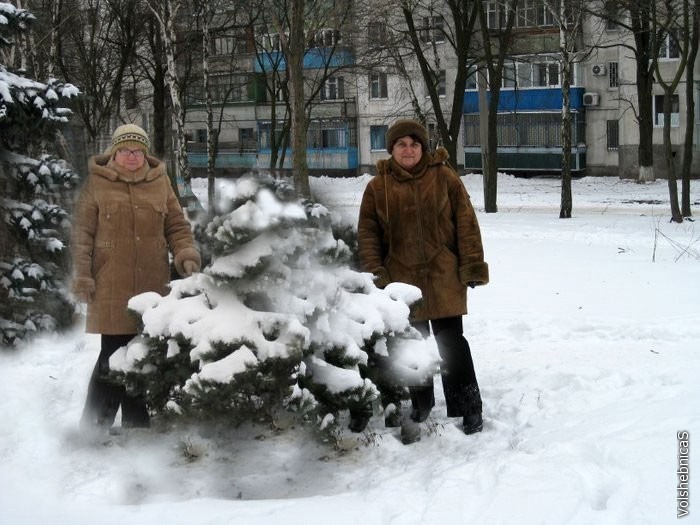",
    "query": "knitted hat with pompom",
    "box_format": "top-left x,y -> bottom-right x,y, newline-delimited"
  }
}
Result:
110,124 -> 150,155
385,119 -> 429,153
